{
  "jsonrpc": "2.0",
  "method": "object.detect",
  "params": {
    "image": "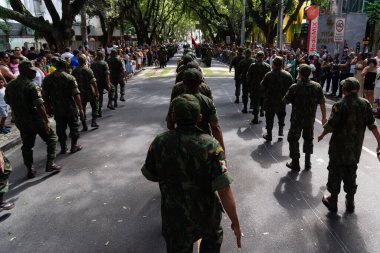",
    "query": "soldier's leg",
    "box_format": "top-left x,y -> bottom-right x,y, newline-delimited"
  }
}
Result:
303,125 -> 314,170
287,125 -> 302,160
199,226 -> 223,253
108,83 -> 116,109
323,162 -> 342,212
164,235 -> 193,253
55,116 -> 68,153
276,106 -> 286,135
113,82 -> 119,107
68,114 -> 82,153
234,79 -> 241,103
98,88 -> 104,117
342,164 -> 358,212
0,156 -> 14,209
90,97 -> 99,128
119,78 -> 126,101
241,82 -> 249,113
81,100 -> 88,131
260,97 -> 265,117
263,110 -> 275,141
37,126 -> 60,171
20,131 -> 37,174
251,95 -> 260,124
